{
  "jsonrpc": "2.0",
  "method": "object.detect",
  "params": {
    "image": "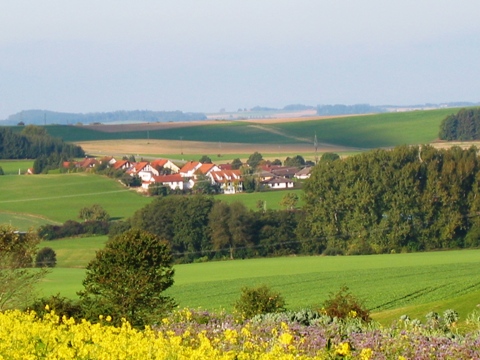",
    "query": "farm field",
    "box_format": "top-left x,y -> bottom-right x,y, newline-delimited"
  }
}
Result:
39,241 -> 480,325
25,107 -> 458,150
